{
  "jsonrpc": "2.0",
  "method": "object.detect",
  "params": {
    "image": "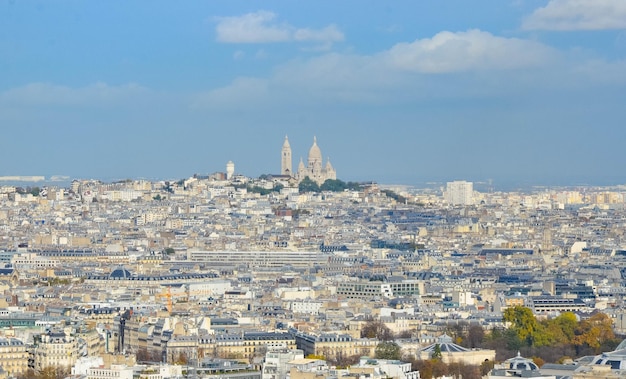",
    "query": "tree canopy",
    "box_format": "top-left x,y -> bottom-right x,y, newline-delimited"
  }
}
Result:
299,177 -> 363,193
375,341 -> 401,360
